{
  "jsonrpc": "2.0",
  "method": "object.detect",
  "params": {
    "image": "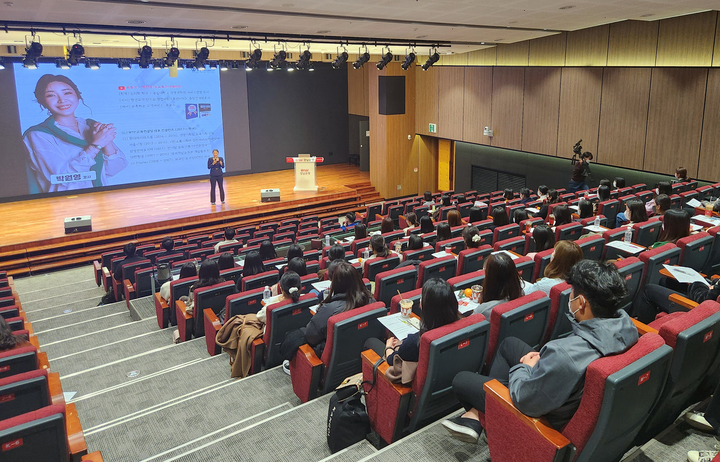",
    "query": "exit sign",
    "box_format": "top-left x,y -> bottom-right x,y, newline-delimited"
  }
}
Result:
429,123 -> 437,134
